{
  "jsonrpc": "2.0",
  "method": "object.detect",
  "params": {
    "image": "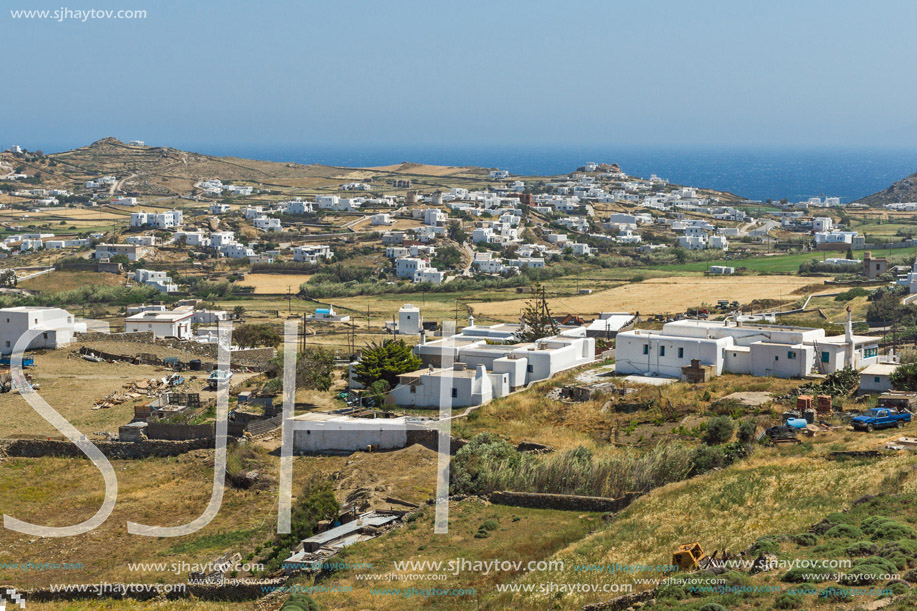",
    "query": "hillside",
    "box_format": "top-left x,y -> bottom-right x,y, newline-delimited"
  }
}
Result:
0,138 -> 494,197
858,170 -> 917,206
